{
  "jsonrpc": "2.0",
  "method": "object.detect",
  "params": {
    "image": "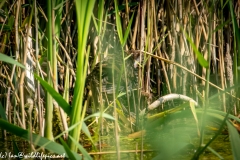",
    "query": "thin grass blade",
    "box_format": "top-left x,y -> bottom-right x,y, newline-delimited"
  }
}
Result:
114,0 -> 123,43
60,137 -> 78,160
0,53 -> 25,69
122,12 -> 134,46
226,120 -> 240,160
34,74 -> 71,115
0,119 -> 81,159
